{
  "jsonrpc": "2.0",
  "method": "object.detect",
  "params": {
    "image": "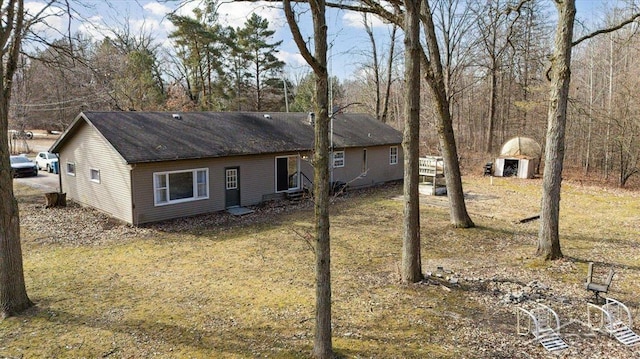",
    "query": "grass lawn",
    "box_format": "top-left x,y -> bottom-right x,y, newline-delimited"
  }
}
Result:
2,176 -> 639,358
